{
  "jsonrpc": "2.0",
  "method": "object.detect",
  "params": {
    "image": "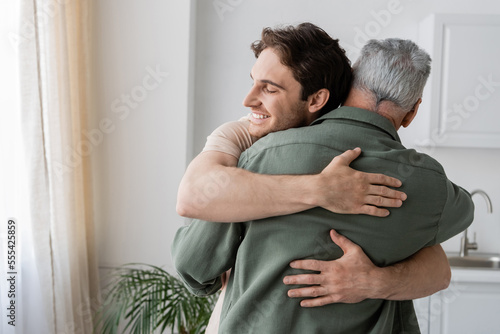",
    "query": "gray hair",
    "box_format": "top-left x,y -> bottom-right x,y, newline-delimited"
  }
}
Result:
352,38 -> 431,111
